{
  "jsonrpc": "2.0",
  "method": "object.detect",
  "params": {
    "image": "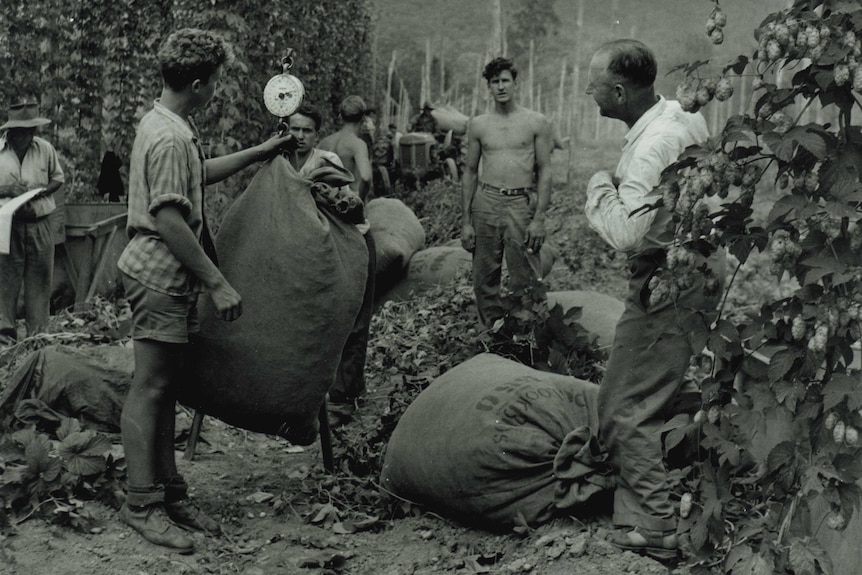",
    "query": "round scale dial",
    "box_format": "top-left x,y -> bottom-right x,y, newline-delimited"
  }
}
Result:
263,73 -> 305,118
